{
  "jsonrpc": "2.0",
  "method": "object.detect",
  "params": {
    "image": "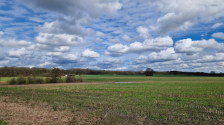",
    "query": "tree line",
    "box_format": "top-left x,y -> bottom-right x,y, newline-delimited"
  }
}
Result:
0,66 -> 135,77
156,71 -> 224,77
